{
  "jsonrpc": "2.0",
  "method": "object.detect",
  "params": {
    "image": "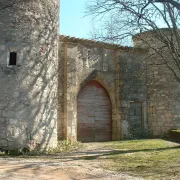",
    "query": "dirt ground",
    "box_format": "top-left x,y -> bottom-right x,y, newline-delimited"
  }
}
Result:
0,143 -> 143,180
